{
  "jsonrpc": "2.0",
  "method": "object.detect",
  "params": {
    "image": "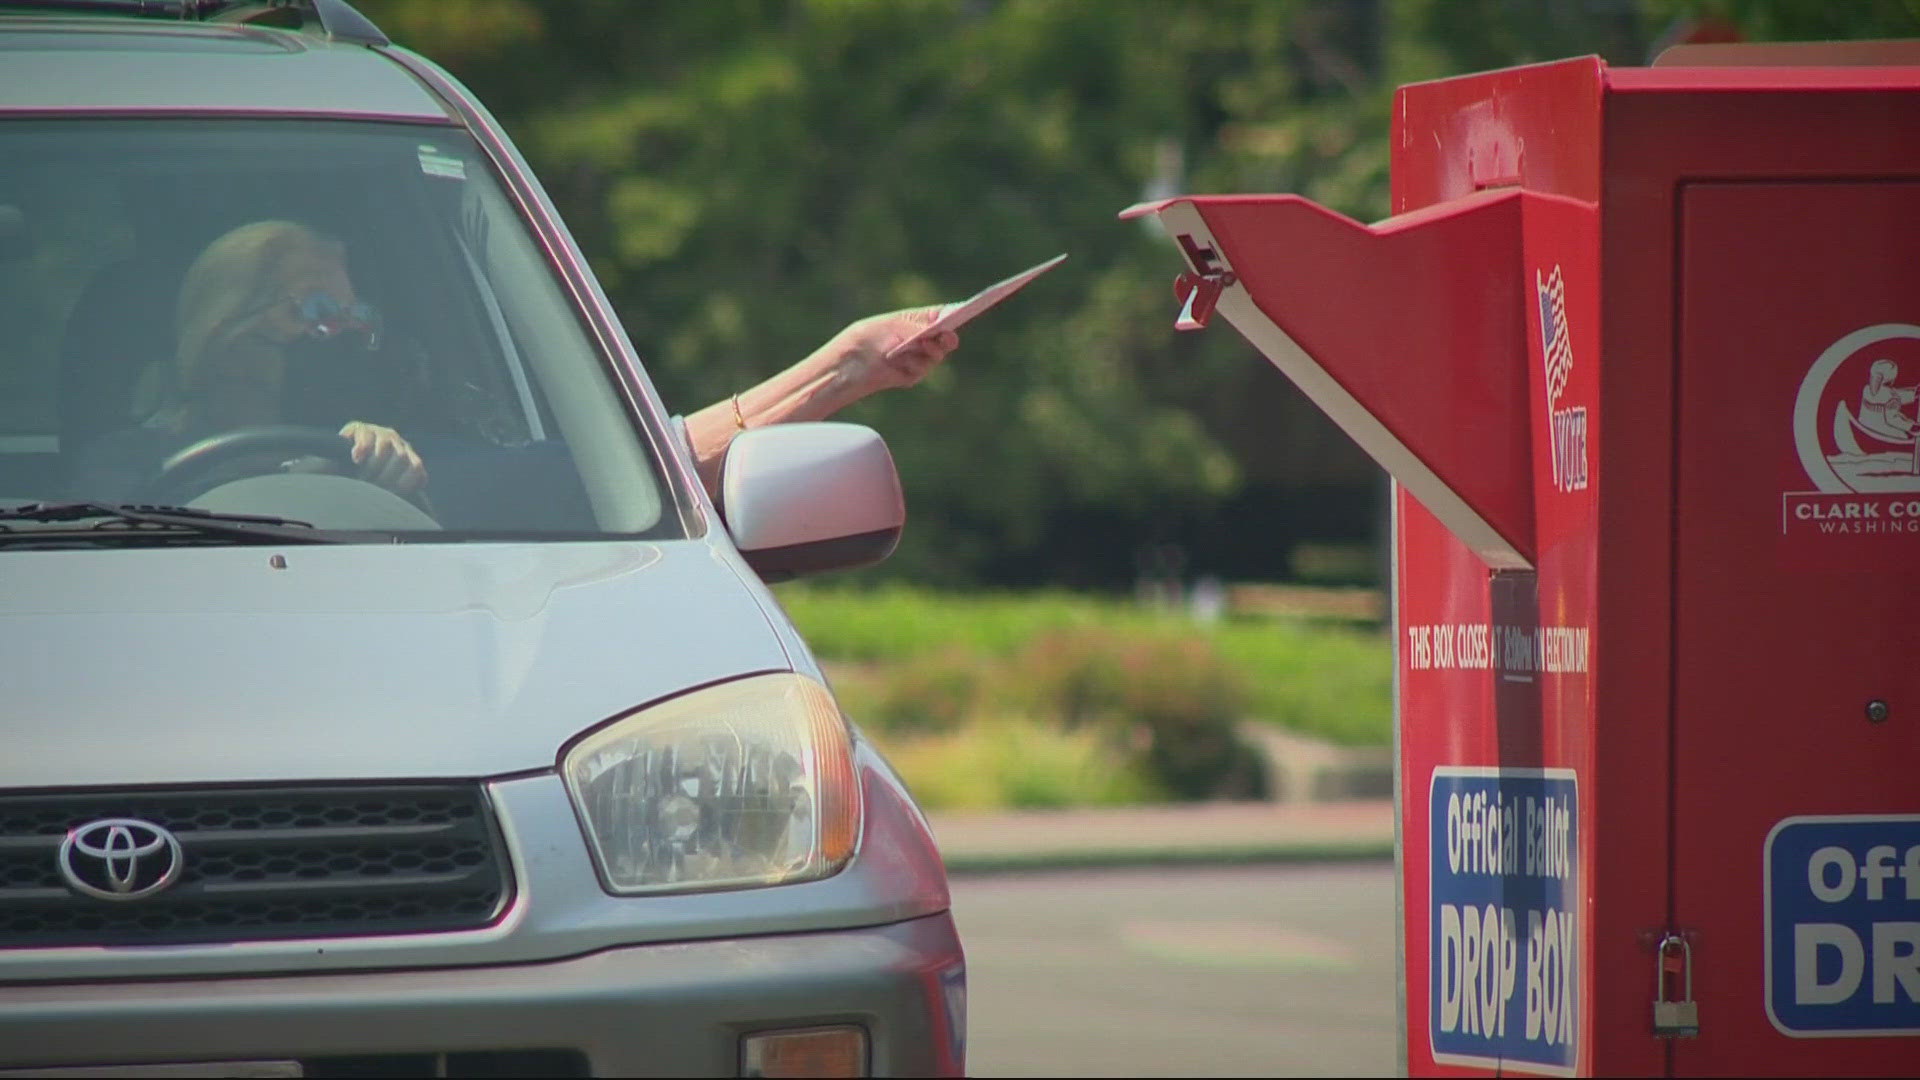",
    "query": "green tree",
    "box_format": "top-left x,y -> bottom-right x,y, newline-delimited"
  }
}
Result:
360,0 -> 1389,584
356,0 -> 1920,587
